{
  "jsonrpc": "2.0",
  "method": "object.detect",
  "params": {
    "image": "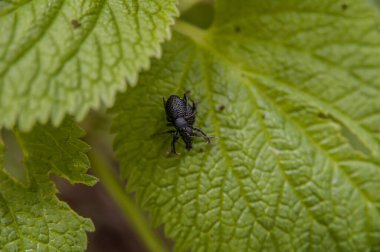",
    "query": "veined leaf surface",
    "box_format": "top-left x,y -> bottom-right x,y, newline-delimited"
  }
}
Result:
0,0 -> 177,130
0,119 -> 95,251
112,0 -> 380,251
